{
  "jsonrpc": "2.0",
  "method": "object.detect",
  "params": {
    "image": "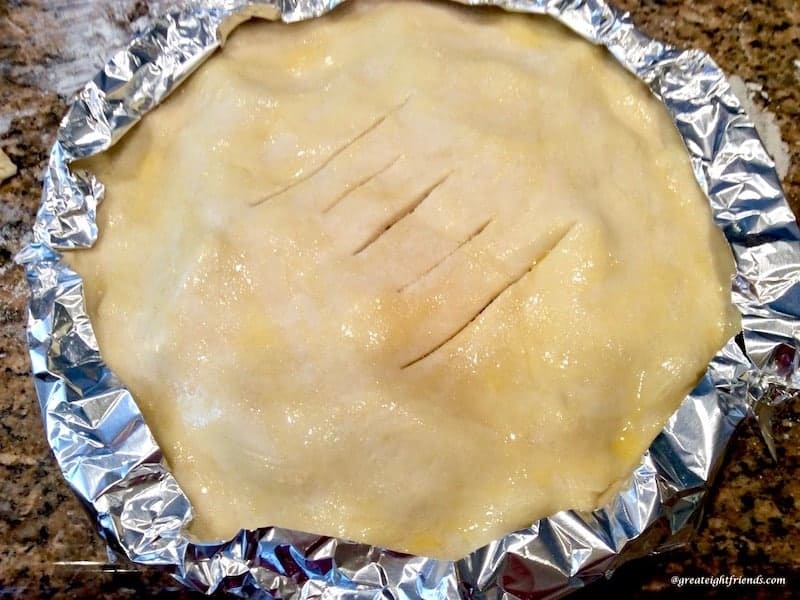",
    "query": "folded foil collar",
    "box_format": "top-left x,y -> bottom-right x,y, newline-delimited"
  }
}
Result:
18,0 -> 800,598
